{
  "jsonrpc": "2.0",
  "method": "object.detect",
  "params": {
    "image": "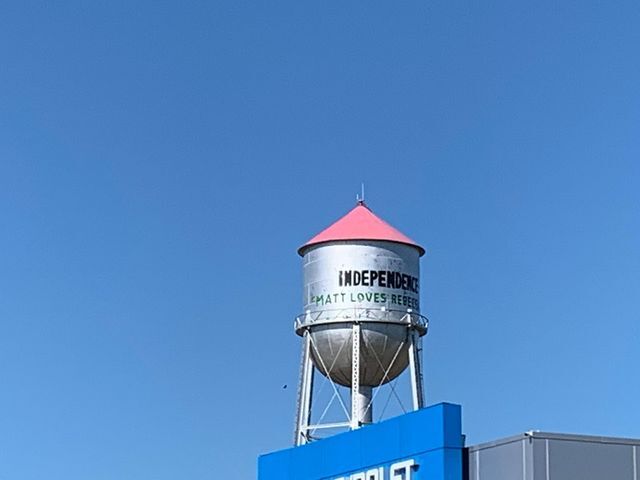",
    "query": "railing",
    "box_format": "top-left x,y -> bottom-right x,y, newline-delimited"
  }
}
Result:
294,307 -> 428,336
